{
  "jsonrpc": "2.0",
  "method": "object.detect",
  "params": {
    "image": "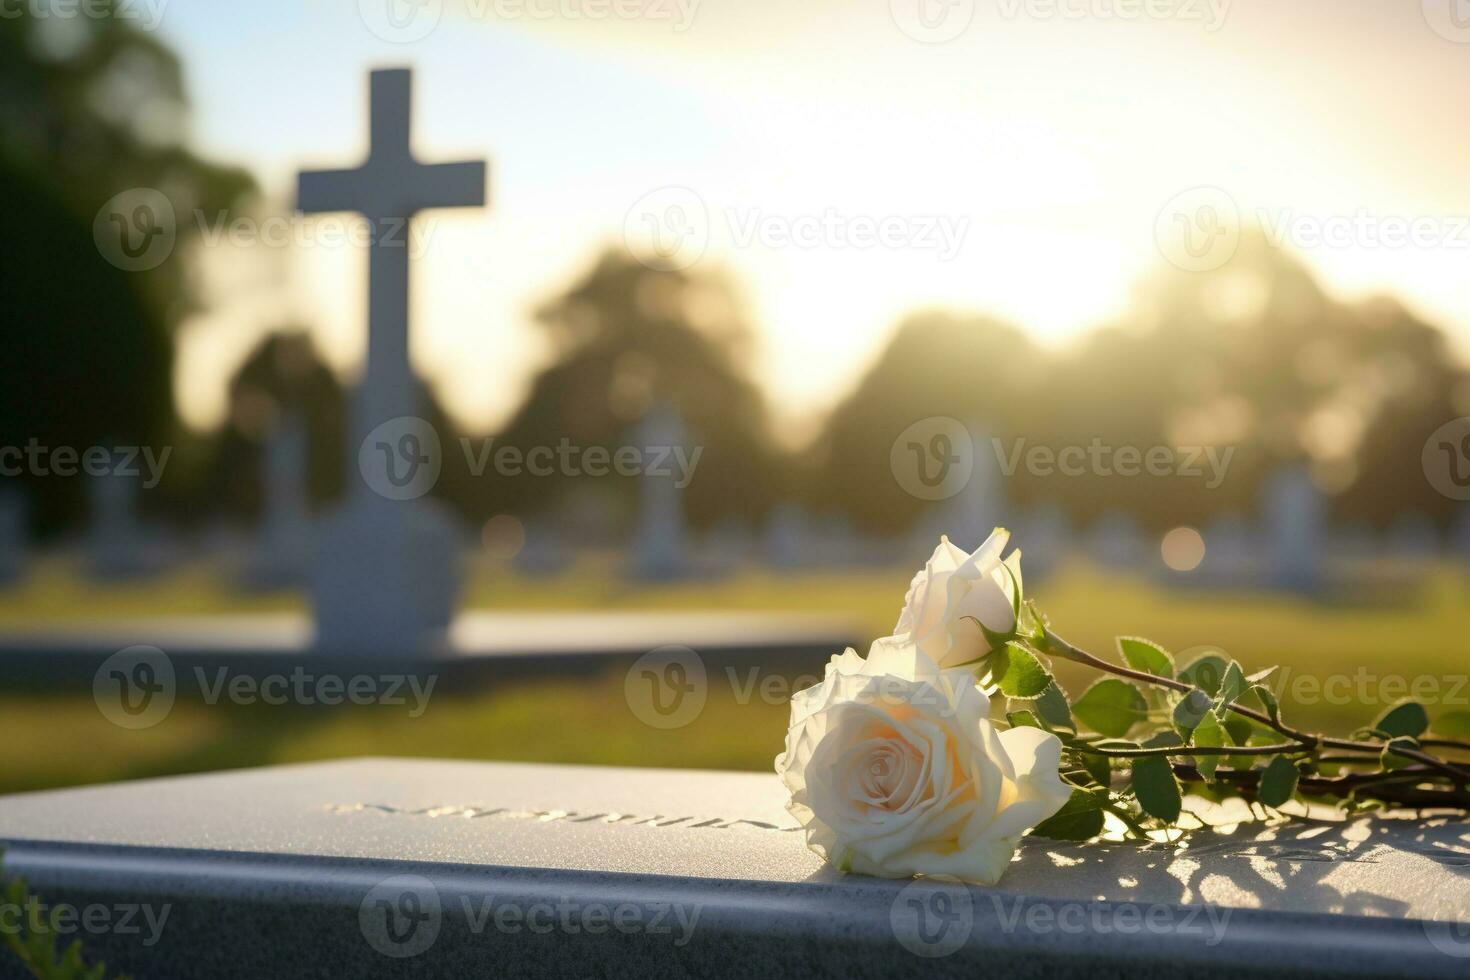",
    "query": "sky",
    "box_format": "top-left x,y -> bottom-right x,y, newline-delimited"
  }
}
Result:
158,0 -> 1470,441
